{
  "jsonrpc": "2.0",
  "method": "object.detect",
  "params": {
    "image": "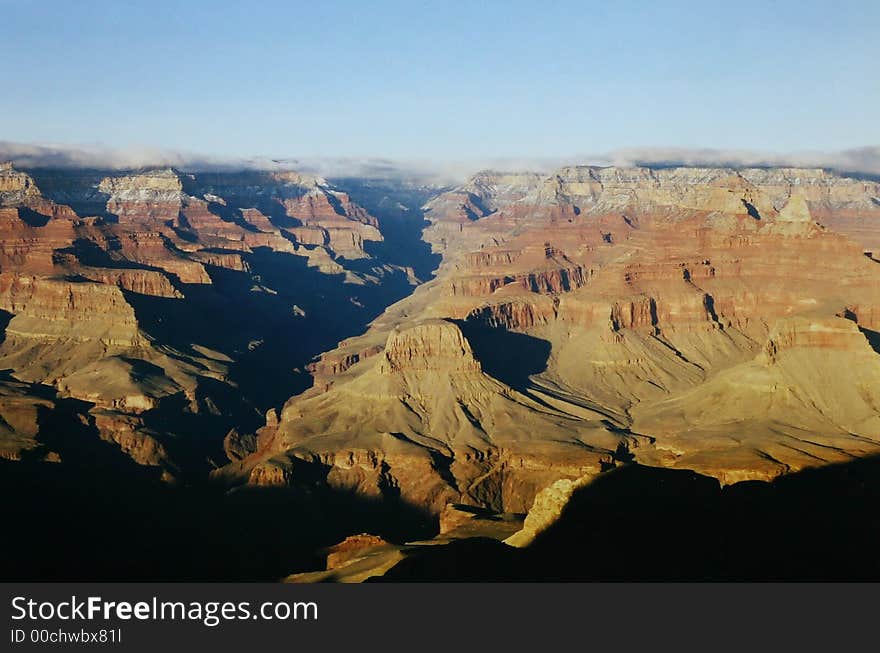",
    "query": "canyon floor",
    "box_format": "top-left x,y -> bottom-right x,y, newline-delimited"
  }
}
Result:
2,162 -> 880,580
